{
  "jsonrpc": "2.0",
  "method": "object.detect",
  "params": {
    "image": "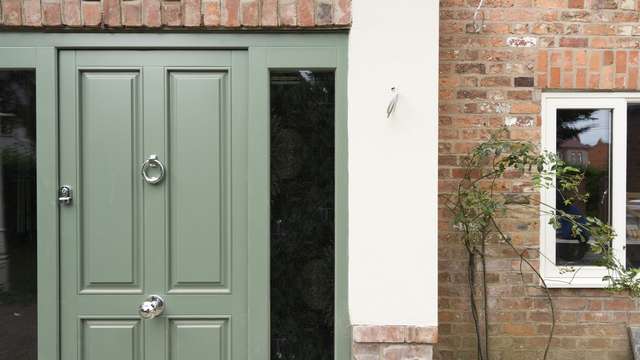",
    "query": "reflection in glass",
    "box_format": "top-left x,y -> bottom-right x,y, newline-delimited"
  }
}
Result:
270,71 -> 335,360
627,106 -> 640,268
555,109 -> 610,266
0,71 -> 37,360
